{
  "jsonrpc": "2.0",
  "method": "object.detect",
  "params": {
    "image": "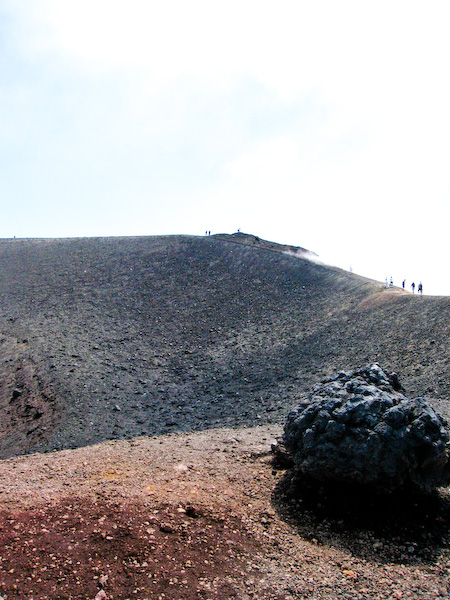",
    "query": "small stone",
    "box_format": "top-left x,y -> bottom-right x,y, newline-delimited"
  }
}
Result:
343,569 -> 357,580
185,505 -> 199,518
174,463 -> 189,473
